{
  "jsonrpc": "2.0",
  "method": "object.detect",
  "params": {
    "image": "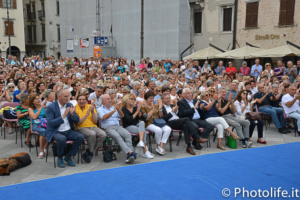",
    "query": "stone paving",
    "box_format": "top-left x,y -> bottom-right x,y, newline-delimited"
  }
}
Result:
0,124 -> 300,187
